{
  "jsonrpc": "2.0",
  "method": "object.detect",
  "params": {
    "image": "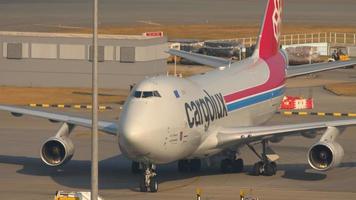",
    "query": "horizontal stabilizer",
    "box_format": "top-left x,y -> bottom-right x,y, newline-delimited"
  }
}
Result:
287,60 -> 356,77
168,49 -> 231,68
